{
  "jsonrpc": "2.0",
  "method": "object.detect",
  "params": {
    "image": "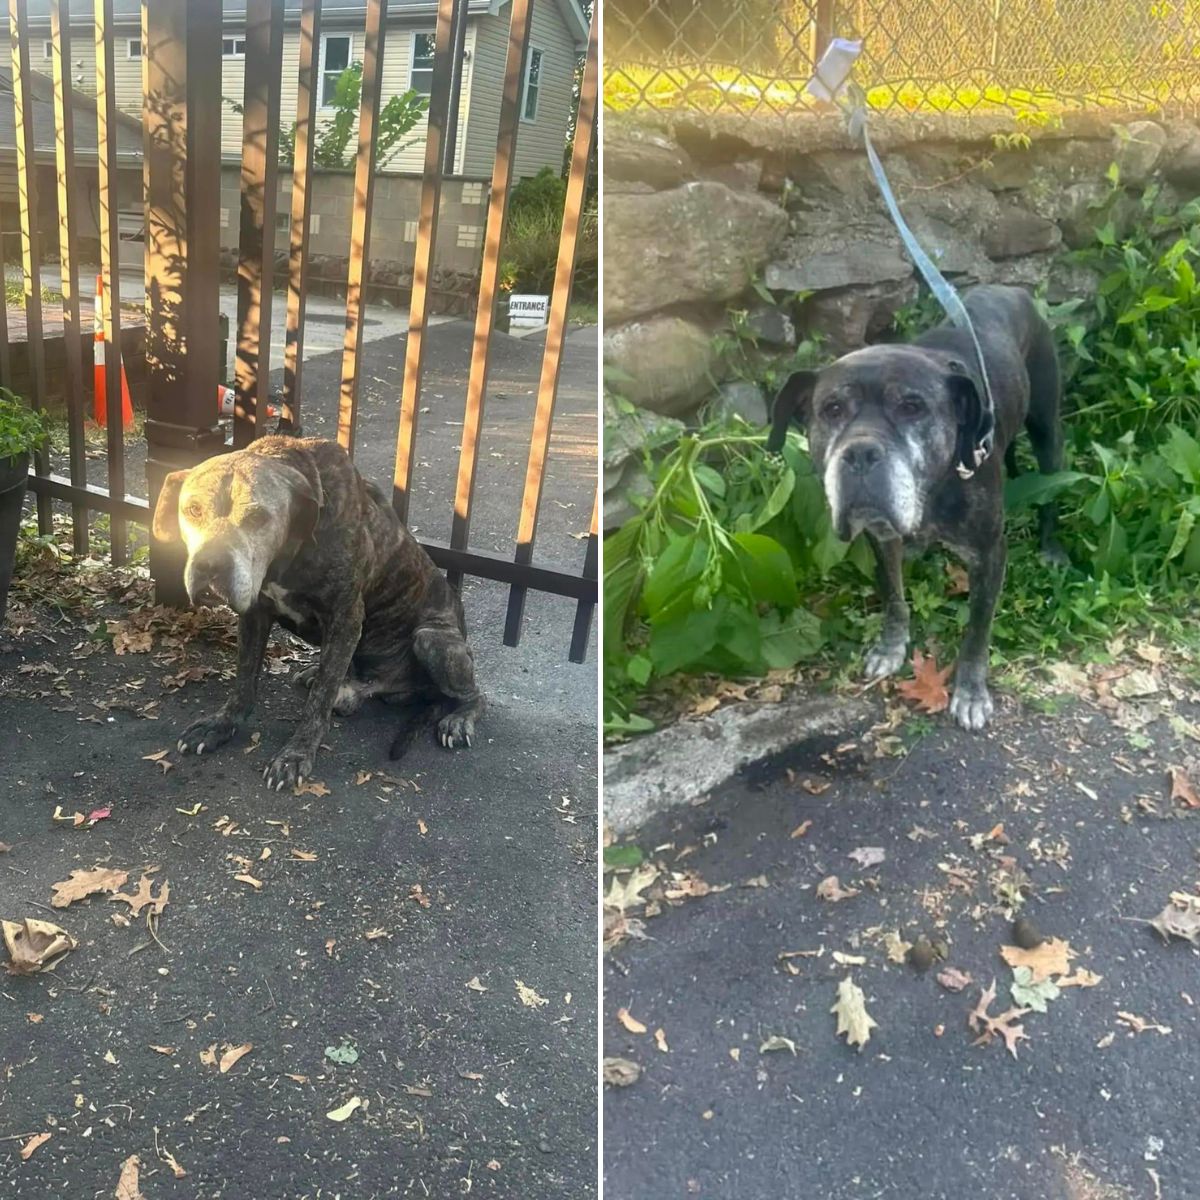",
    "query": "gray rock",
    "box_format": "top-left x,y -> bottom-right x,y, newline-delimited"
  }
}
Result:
708,380 -> 769,426
979,150 -> 1036,191
983,202 -> 1062,259
903,214 -> 991,279
1163,125 -> 1200,188
603,315 -> 722,417
604,123 -> 694,191
697,159 -> 764,192
766,233 -> 912,293
1046,260 -> 1102,307
1058,180 -> 1137,250
604,182 -> 788,324
987,254 -> 1055,290
1113,121 -> 1166,184
603,456 -> 657,532
602,392 -> 685,472
743,303 -> 795,347
799,279 -> 918,354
